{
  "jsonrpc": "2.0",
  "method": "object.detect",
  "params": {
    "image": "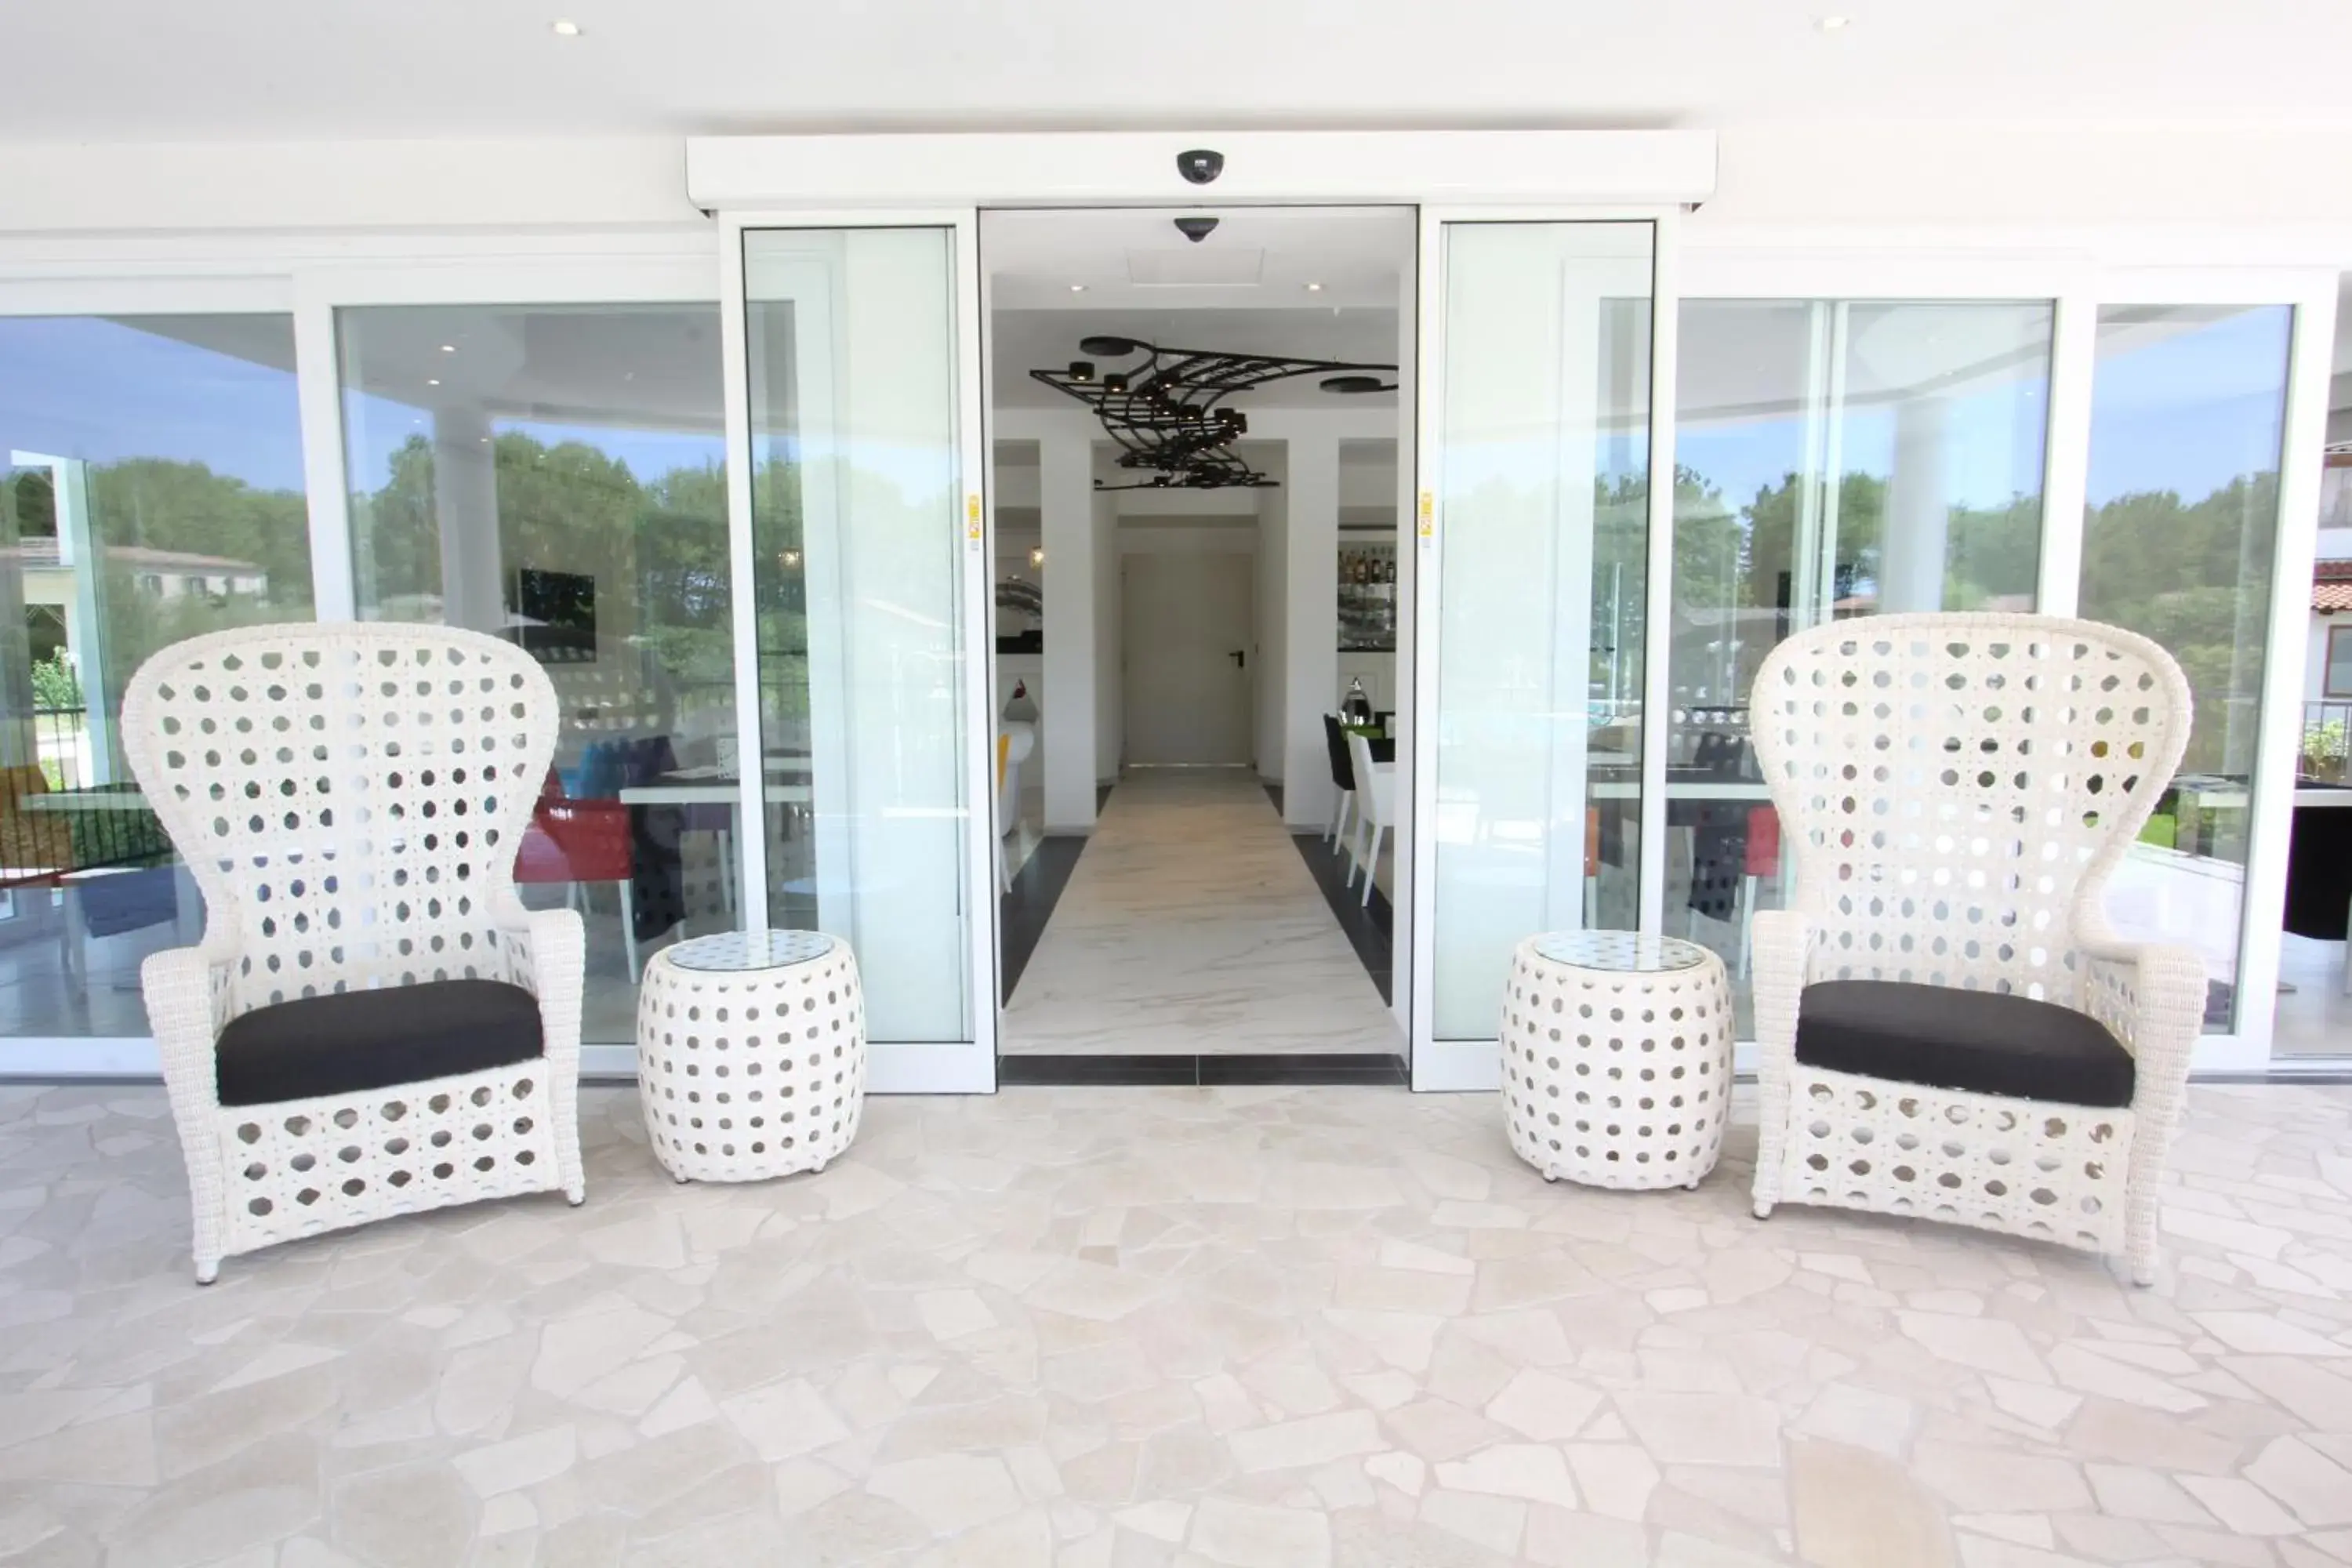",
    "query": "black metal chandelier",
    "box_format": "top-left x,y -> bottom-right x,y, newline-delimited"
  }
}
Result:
1030,336 -> 1398,490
